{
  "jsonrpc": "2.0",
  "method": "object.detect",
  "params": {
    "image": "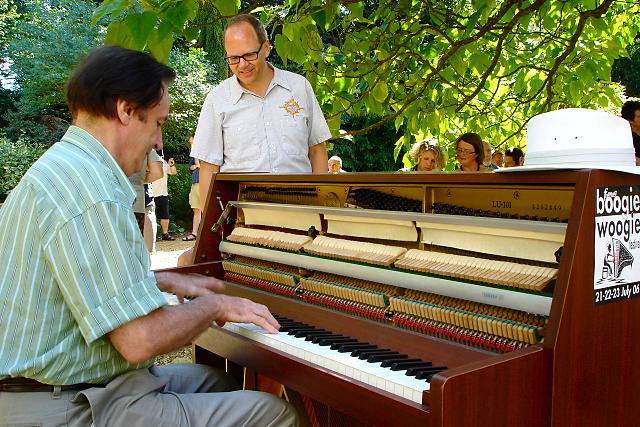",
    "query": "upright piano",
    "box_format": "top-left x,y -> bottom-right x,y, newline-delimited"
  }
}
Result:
172,170 -> 640,426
